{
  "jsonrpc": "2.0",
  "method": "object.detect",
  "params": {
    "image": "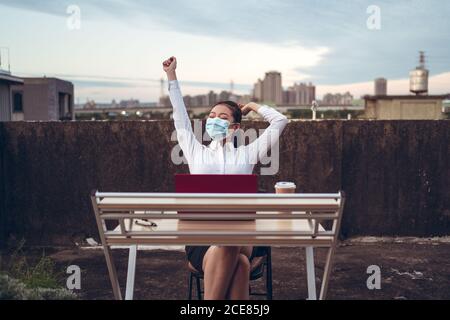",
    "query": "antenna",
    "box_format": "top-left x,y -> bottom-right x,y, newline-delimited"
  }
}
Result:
418,51 -> 426,69
410,51 -> 429,95
0,47 -> 11,73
